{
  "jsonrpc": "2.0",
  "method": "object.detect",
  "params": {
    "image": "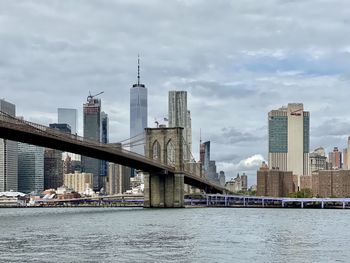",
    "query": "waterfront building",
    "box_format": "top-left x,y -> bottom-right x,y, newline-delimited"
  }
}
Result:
107,162 -> 131,195
44,148 -> 63,190
57,108 -> 78,134
130,56 -> 148,156
63,154 -> 82,174
268,103 -> 310,189
168,91 -> 192,160
343,148 -> 348,169
0,191 -> 27,207
18,143 -> 44,193
82,97 -> 101,191
241,173 -> 248,191
44,123 -> 71,190
257,168 -> 294,197
64,171 -> 93,194
328,147 -> 342,170
312,170 -> 350,198
226,173 -> 248,193
63,155 -> 73,174
309,147 -> 327,172
219,171 -> 226,186
0,99 -> 18,192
